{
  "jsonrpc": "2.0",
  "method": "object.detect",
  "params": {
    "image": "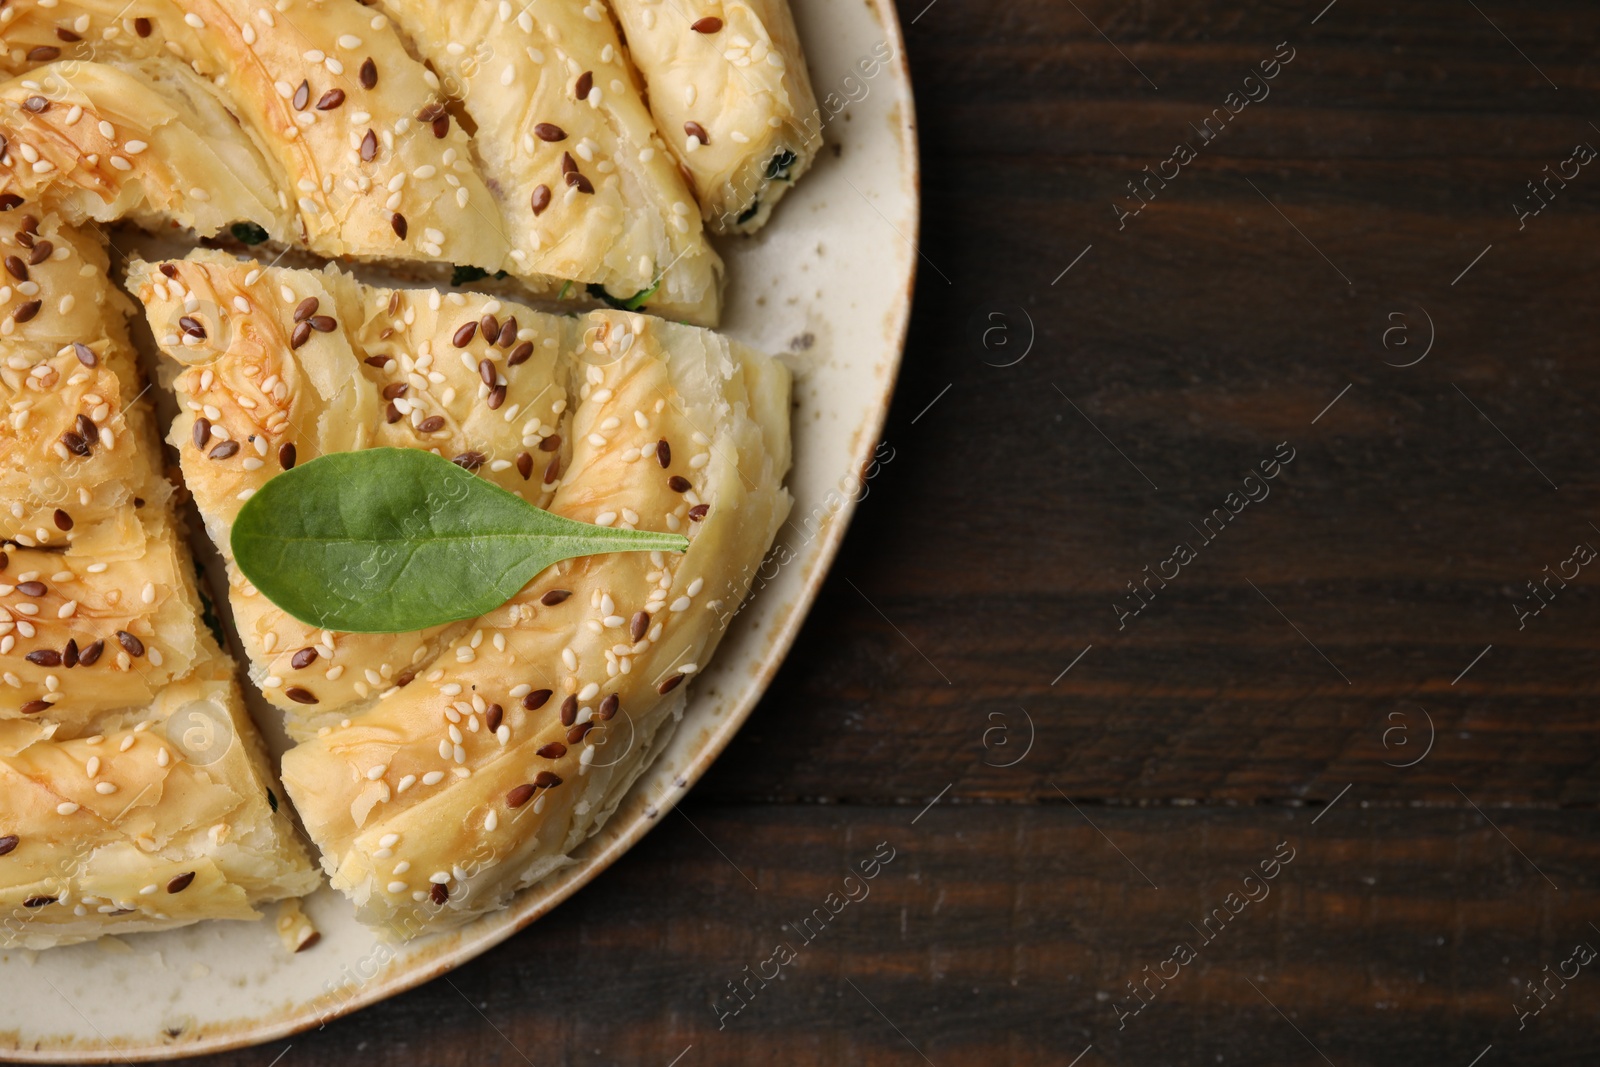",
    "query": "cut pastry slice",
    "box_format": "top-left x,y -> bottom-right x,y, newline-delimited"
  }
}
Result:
374,0 -> 725,324
129,250 -> 791,937
0,58 -> 292,242
0,665 -> 321,950
607,0 -> 823,232
127,250 -> 573,732
0,215 -> 318,948
1,0 -> 511,271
